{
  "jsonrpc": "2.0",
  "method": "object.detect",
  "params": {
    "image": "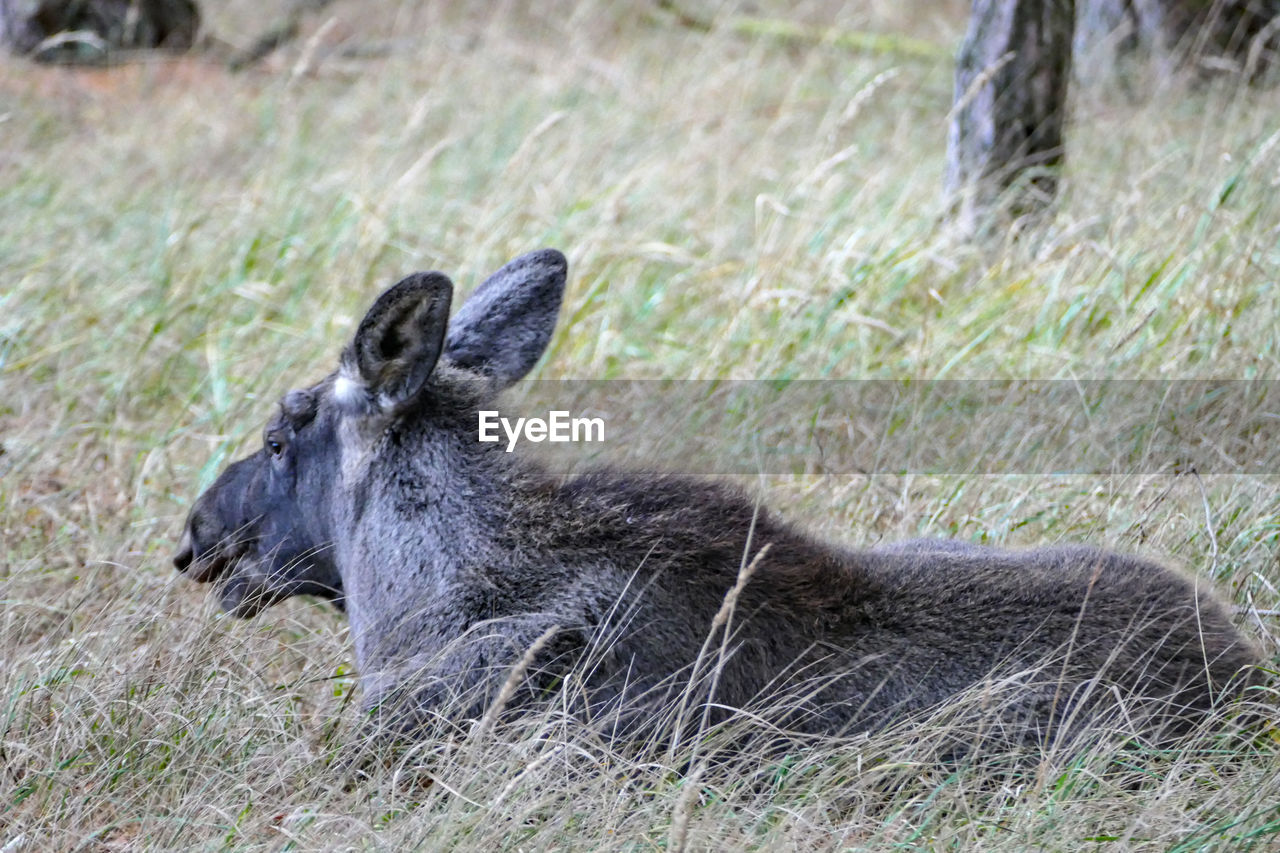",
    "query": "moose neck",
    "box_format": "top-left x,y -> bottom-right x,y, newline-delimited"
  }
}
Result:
336,413 -> 536,676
